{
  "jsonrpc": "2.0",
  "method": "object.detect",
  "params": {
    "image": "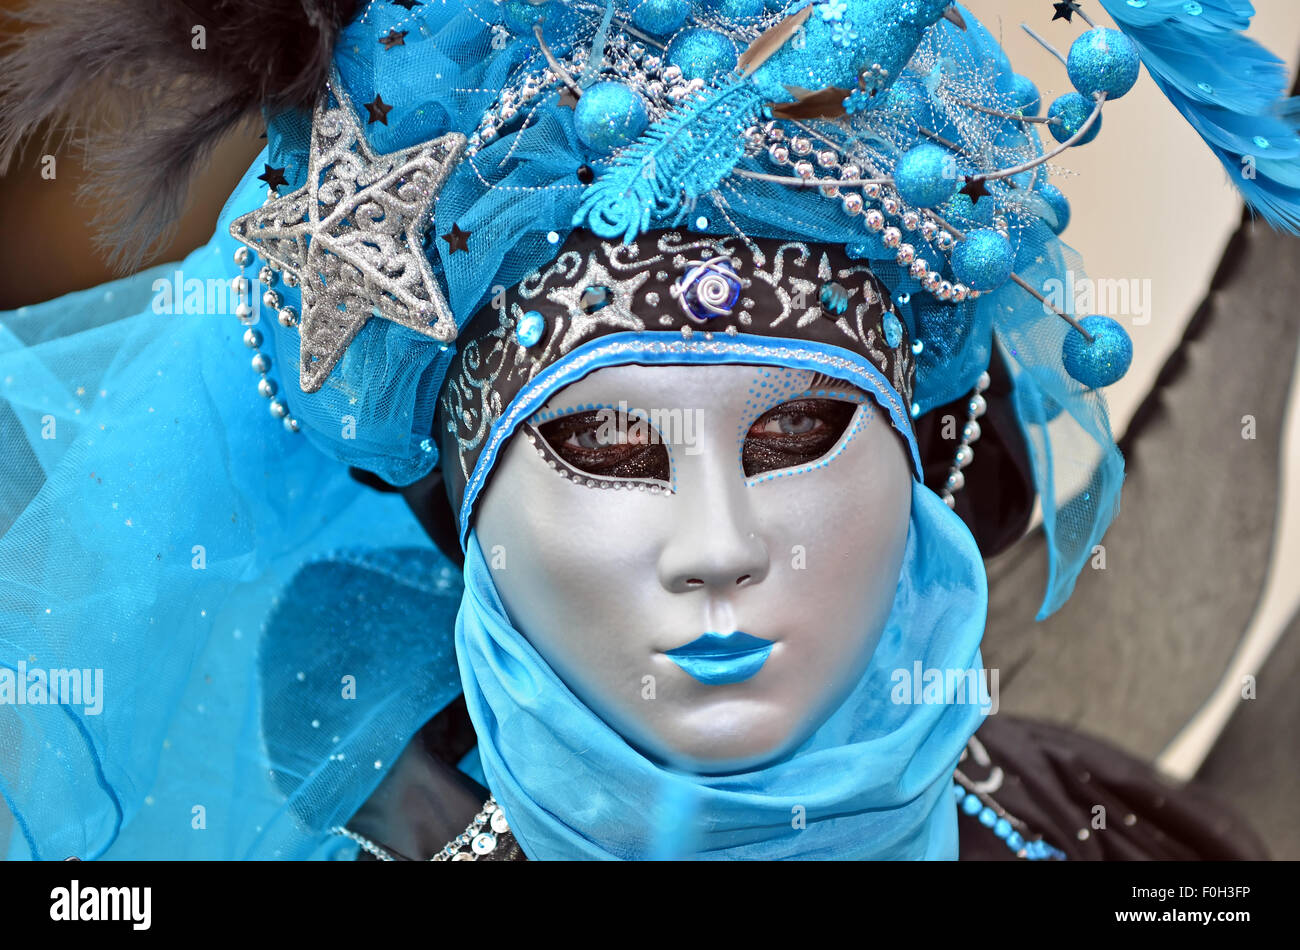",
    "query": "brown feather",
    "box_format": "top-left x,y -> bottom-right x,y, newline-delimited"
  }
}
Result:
0,0 -> 360,272
769,87 -> 852,120
737,5 -> 812,76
